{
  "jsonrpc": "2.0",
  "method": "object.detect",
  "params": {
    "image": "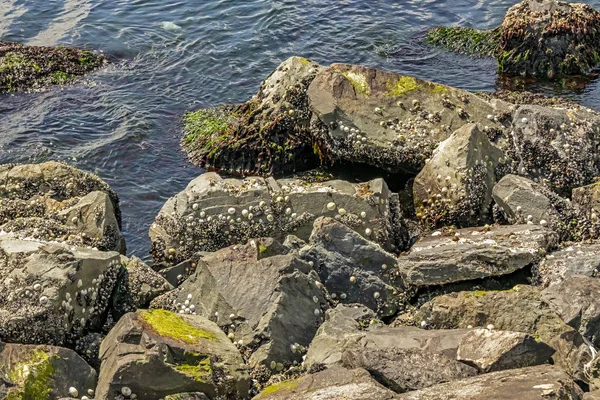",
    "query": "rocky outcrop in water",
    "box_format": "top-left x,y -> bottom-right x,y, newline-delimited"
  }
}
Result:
427,0 -> 600,78
0,41 -> 105,93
